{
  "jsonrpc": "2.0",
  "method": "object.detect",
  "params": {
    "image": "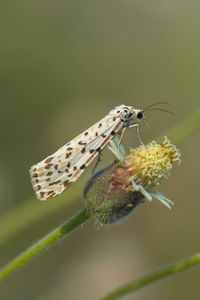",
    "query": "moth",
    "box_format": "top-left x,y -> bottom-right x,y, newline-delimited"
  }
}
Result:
30,103 -> 170,200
